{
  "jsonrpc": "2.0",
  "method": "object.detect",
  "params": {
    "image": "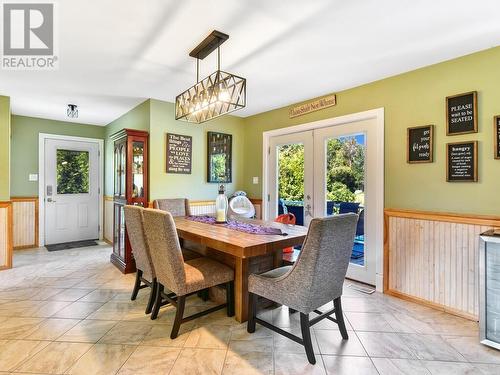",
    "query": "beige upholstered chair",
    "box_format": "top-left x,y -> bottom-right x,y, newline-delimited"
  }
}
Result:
247,213 -> 358,364
123,205 -> 157,314
153,198 -> 191,216
142,208 -> 235,338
